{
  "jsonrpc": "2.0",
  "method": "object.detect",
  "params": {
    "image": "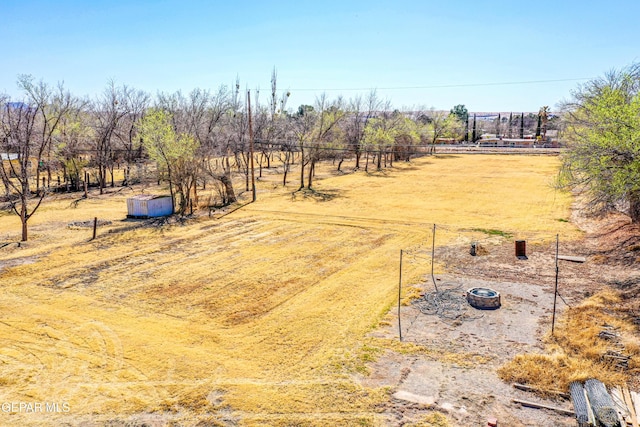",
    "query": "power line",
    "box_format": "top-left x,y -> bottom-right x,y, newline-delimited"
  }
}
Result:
290,78 -> 593,92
